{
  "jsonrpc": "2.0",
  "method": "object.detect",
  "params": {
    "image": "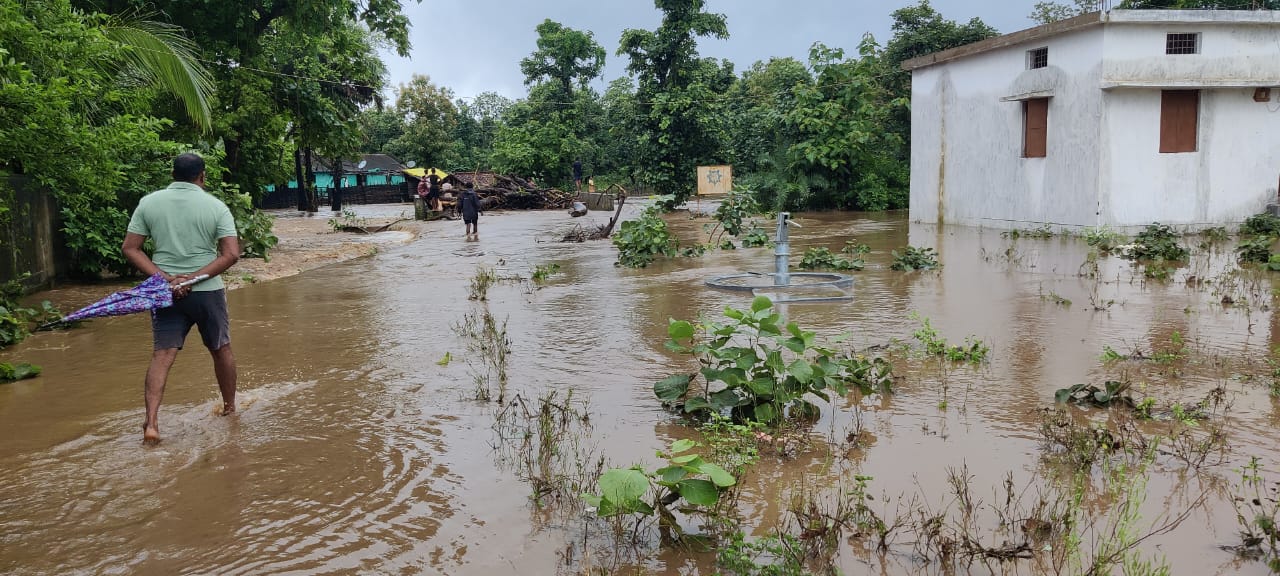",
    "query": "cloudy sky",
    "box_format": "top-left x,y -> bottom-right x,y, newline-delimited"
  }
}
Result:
378,0 -> 1041,103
